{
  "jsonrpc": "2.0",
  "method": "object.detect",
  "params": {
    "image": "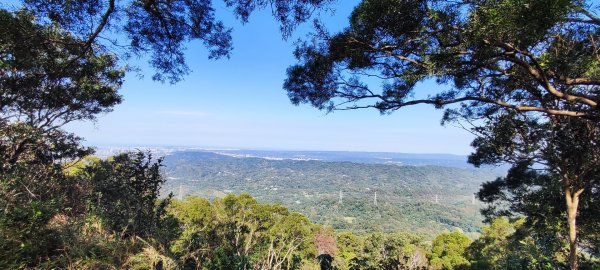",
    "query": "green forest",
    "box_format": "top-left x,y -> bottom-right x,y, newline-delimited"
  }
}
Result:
2,146 -> 594,269
1,0 -> 599,269
161,150 -> 496,236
